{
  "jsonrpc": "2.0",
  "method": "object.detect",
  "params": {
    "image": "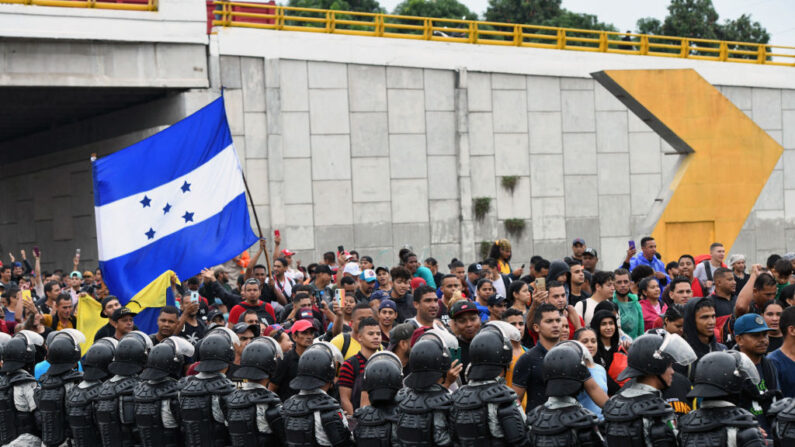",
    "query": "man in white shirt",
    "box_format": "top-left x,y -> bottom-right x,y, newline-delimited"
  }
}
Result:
574,271 -> 615,327
693,242 -> 725,294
